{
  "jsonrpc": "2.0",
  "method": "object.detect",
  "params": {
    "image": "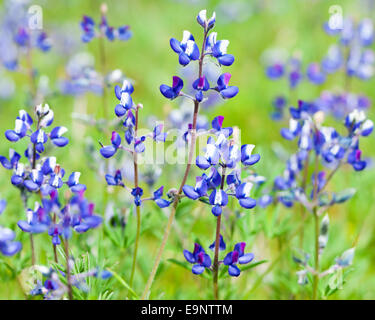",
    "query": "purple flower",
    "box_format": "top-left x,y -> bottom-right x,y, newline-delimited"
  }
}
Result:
266,63 -> 284,79
131,187 -> 143,206
223,242 -> 254,277
183,243 -> 212,275
153,186 -> 171,208
307,63 -> 326,85
0,226 -> 22,256
183,176 -> 208,200
81,16 -> 96,42
215,73 -> 238,99
114,80 -> 134,117
100,131 -> 121,158
235,183 -> 256,209
160,76 -> 184,100
209,234 -> 226,251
